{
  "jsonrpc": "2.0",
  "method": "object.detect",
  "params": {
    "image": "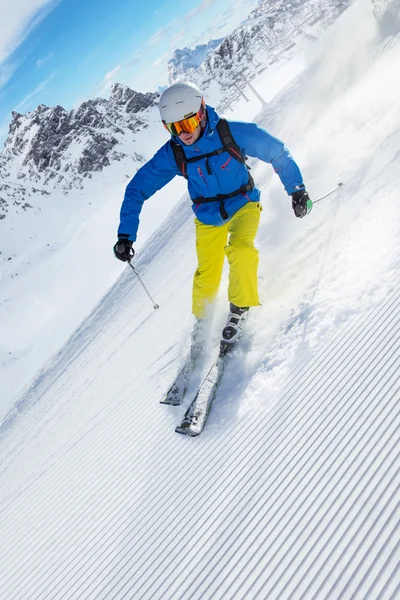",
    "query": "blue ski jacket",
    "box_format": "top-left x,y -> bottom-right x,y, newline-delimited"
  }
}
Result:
118,105 -> 304,241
